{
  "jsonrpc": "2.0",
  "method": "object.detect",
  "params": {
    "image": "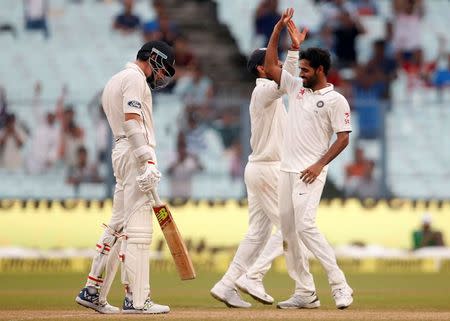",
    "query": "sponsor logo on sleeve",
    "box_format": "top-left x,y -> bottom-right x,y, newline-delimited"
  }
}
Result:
344,112 -> 350,124
316,100 -> 324,108
127,100 -> 142,109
